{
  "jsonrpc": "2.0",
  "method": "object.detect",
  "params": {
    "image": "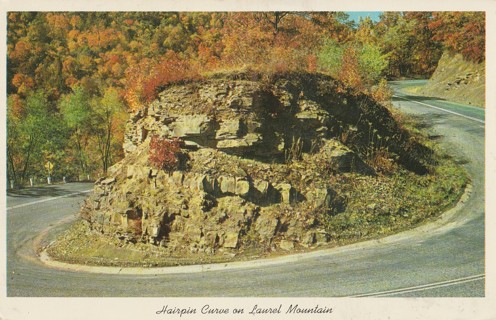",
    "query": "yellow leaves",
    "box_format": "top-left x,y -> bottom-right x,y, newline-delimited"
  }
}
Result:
45,13 -> 70,31
129,40 -> 140,52
70,15 -> 82,29
62,56 -> 77,74
8,94 -> 25,119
